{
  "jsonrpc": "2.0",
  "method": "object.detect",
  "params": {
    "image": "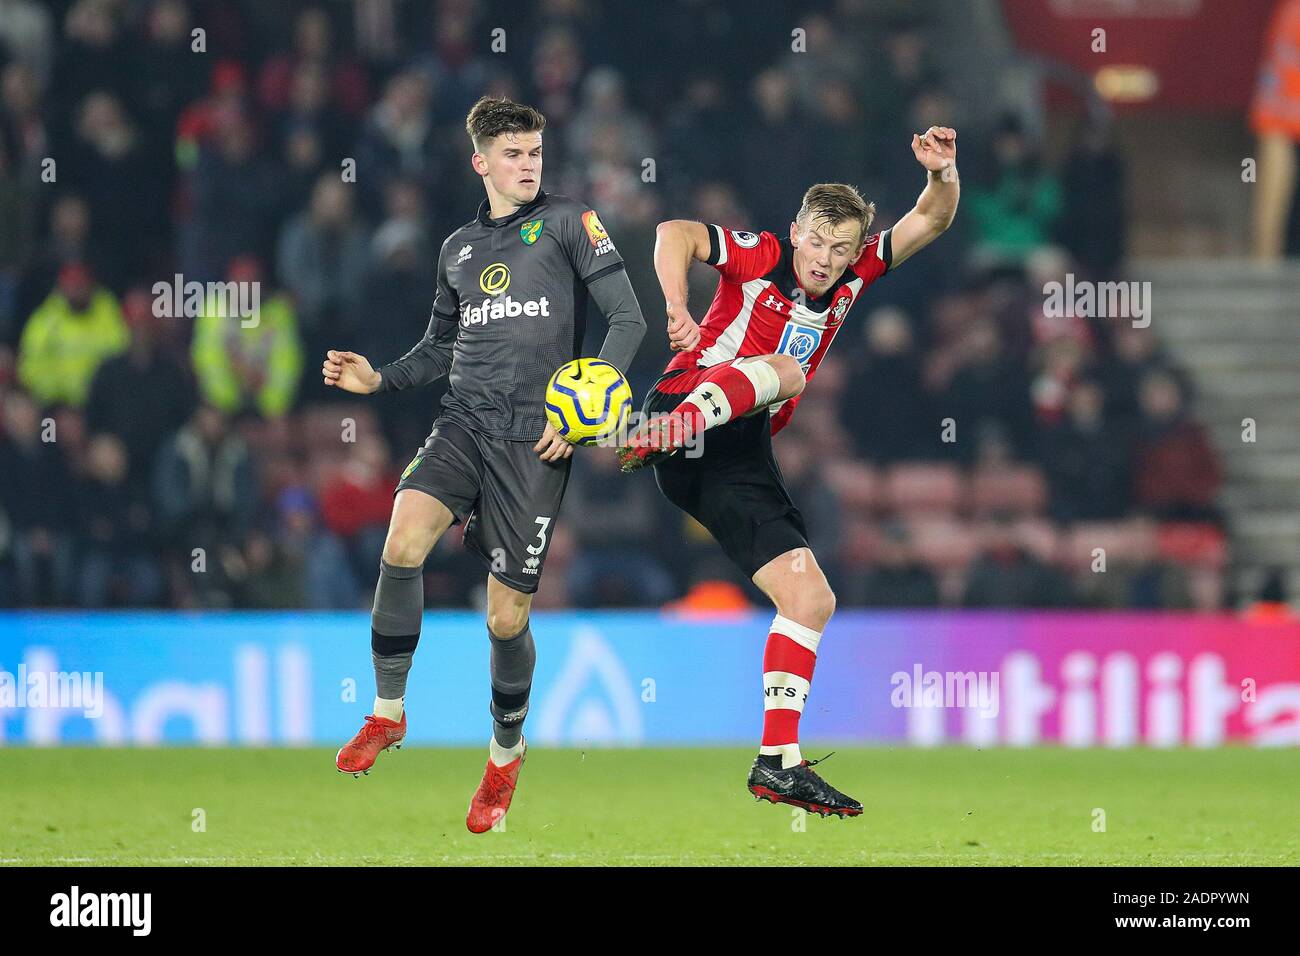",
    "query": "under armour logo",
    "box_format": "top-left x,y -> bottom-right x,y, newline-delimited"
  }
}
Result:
763,294 -> 786,312
700,389 -> 723,418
